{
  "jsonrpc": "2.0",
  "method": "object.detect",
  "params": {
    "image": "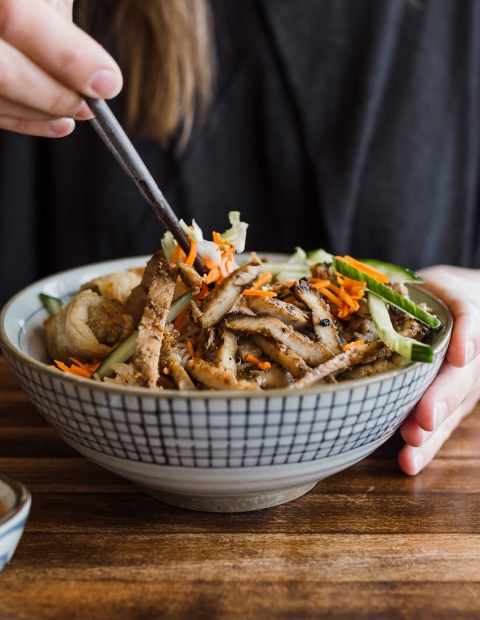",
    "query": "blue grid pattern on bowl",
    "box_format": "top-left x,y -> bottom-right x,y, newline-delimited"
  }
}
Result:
4,350 -> 443,468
